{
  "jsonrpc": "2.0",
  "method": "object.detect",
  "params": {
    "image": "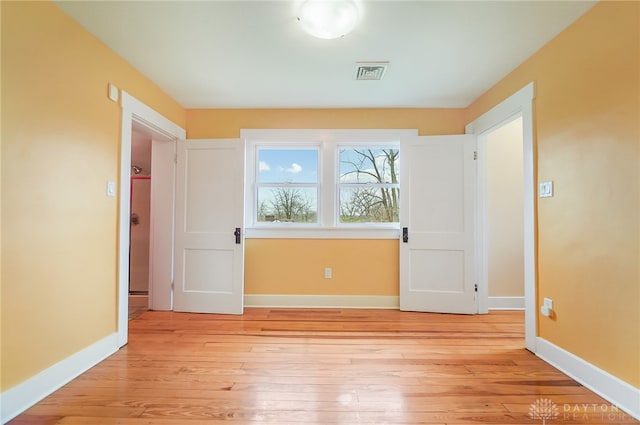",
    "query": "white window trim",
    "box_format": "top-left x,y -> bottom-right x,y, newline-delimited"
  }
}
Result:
242,129 -> 418,239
